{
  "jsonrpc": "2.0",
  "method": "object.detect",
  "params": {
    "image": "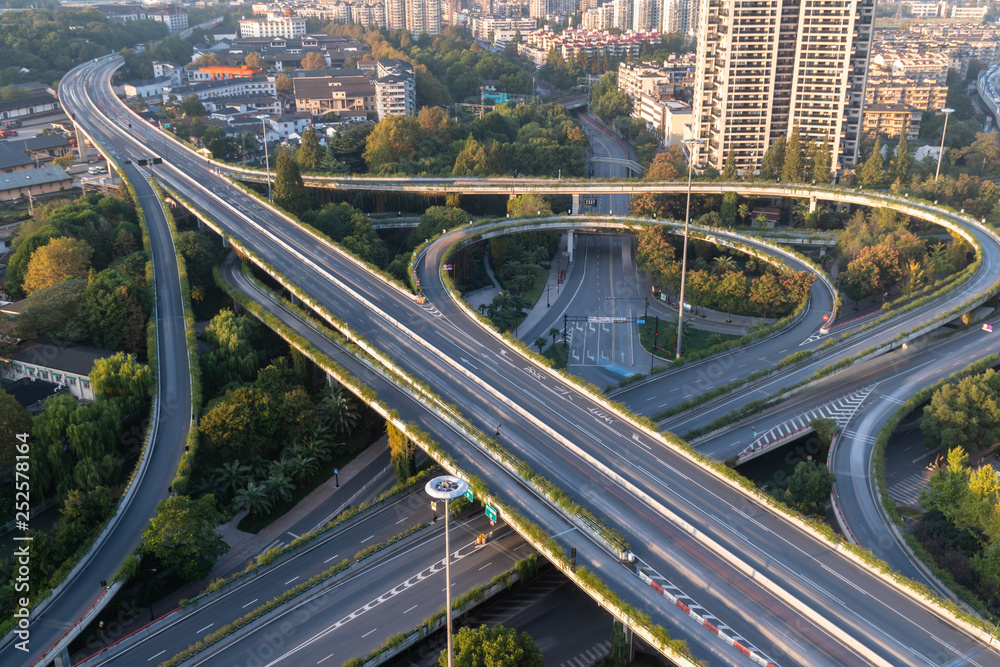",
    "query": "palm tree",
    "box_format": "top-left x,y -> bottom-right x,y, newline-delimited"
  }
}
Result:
214,460 -> 253,501
711,256 -> 737,275
549,327 -> 561,345
233,480 -> 273,519
285,451 -> 318,486
301,424 -> 338,463
317,386 -> 360,435
533,336 -> 547,353
267,471 -> 296,504
738,203 -> 750,226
